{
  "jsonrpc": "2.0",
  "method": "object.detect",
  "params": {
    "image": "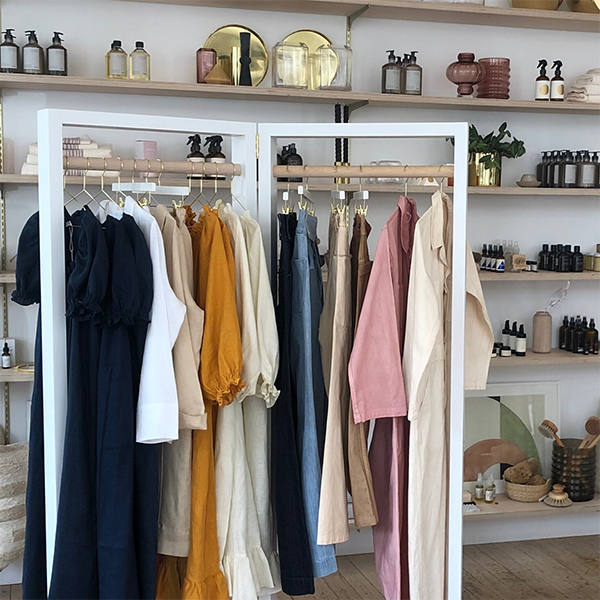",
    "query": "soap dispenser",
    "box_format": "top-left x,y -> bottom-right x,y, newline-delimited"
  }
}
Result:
0,29 -> 19,73
46,32 -> 67,76
404,51 -> 422,96
381,50 -> 401,94
535,59 -> 550,101
550,60 -> 565,101
23,30 -> 43,74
